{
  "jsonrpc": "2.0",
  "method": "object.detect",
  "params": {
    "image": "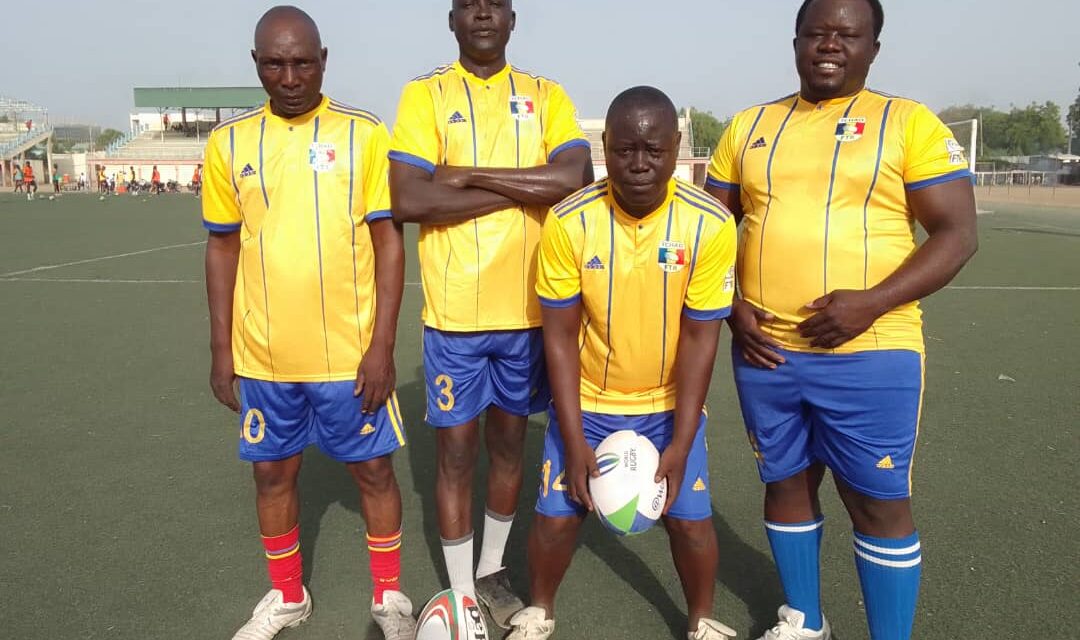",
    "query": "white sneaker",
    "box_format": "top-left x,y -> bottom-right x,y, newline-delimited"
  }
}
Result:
371,590 -> 417,640
505,606 -> 555,640
691,618 -> 738,640
757,605 -> 830,640
232,587 -> 313,640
